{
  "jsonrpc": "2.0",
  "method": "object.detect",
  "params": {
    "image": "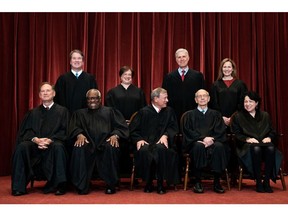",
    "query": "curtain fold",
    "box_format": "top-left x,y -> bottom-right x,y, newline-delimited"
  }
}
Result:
0,12 -> 287,176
